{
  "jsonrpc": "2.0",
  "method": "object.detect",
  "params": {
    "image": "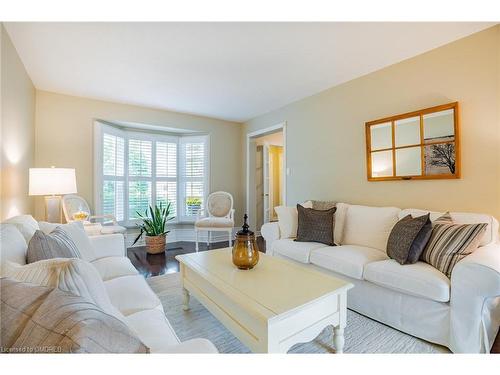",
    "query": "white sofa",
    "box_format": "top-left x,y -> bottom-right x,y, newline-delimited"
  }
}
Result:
0,216 -> 217,353
261,203 -> 500,353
